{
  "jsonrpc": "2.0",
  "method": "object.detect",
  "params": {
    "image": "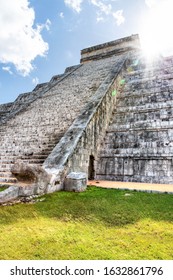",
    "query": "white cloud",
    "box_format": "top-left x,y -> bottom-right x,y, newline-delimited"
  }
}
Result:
64,0 -> 83,13
2,66 -> 13,75
96,13 -> 104,22
60,12 -> 64,18
45,19 -> 51,31
32,77 -> 39,85
0,0 -> 49,76
145,0 -> 157,8
64,0 -> 125,26
90,0 -> 125,25
113,10 -> 125,26
90,0 -> 112,15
